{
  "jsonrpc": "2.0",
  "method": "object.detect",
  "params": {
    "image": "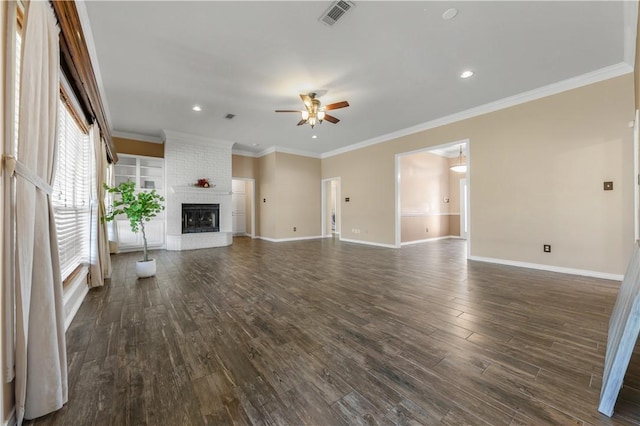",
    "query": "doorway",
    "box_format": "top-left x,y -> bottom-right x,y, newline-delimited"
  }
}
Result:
395,139 -> 470,256
321,177 -> 341,238
231,178 -> 255,238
